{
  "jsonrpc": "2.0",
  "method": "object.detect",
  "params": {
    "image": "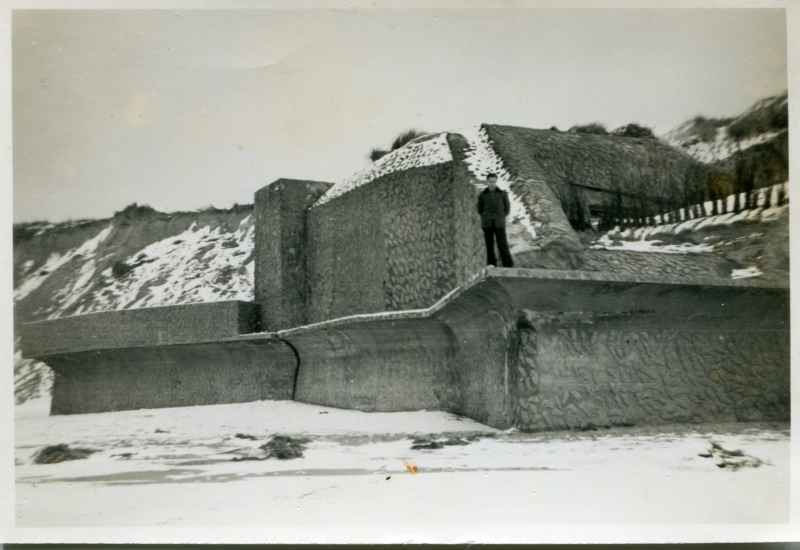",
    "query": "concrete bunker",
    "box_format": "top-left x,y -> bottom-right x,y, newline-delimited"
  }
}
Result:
19,123 -> 790,431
